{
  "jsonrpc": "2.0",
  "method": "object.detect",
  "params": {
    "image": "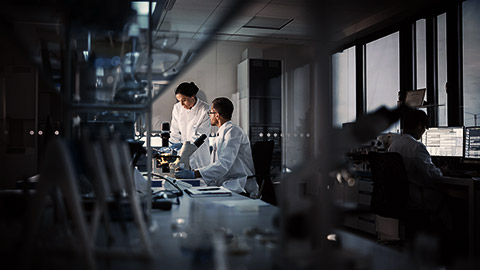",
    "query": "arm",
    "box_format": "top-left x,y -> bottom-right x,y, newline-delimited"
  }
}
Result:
198,128 -> 242,185
415,143 -> 443,185
169,105 -> 182,143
